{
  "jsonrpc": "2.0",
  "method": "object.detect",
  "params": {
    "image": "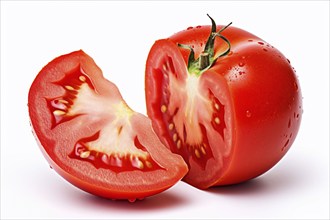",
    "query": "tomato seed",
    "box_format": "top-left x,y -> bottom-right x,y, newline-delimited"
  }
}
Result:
58,99 -> 69,104
177,140 -> 181,149
79,75 -> 86,82
145,161 -> 152,168
162,65 -> 167,71
200,146 -> 206,155
161,105 -> 167,113
214,117 -> 220,124
168,123 -> 174,130
173,133 -> 178,142
80,151 -> 90,159
53,110 -> 66,115
195,149 -> 201,158
137,160 -> 144,169
64,85 -> 75,91
214,103 -> 220,110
